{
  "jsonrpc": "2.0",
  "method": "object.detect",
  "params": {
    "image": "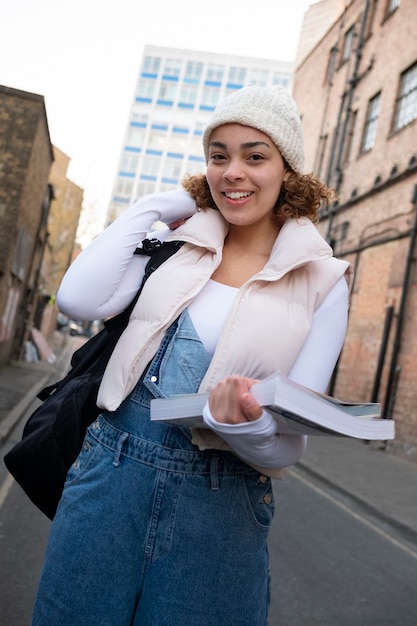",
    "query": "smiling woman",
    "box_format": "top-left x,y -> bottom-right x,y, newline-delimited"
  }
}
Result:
31,84 -> 352,626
